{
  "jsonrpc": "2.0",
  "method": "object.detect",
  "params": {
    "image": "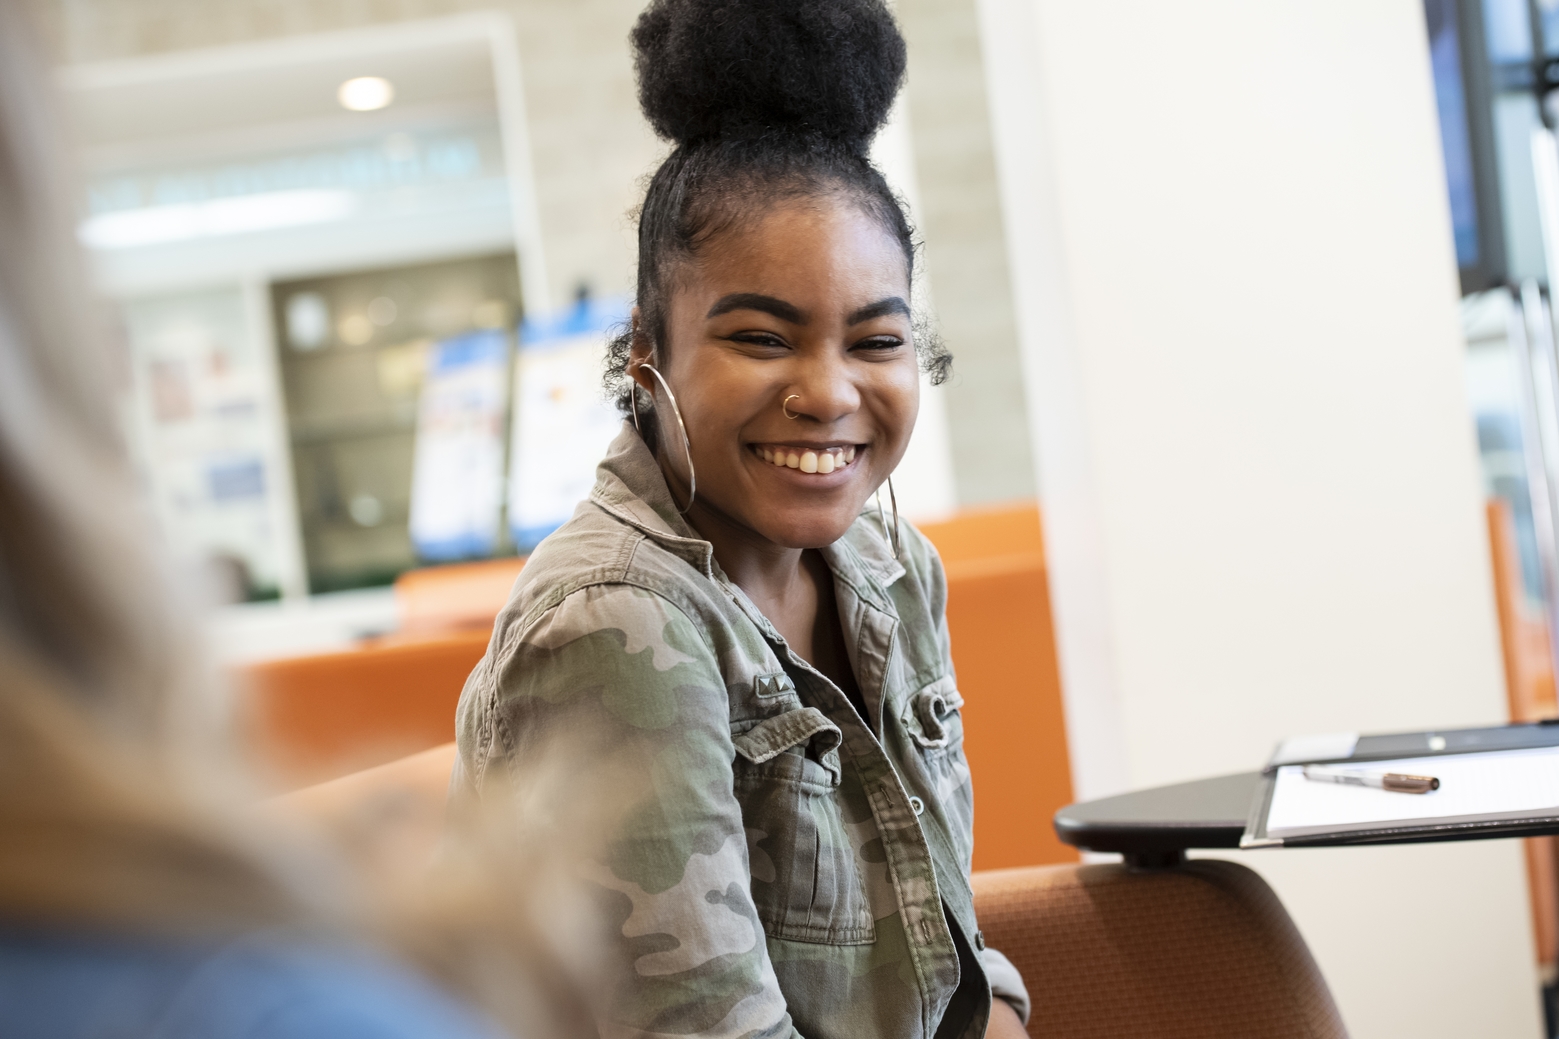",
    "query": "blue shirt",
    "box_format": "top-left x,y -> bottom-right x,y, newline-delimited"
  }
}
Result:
0,927 -> 506,1039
